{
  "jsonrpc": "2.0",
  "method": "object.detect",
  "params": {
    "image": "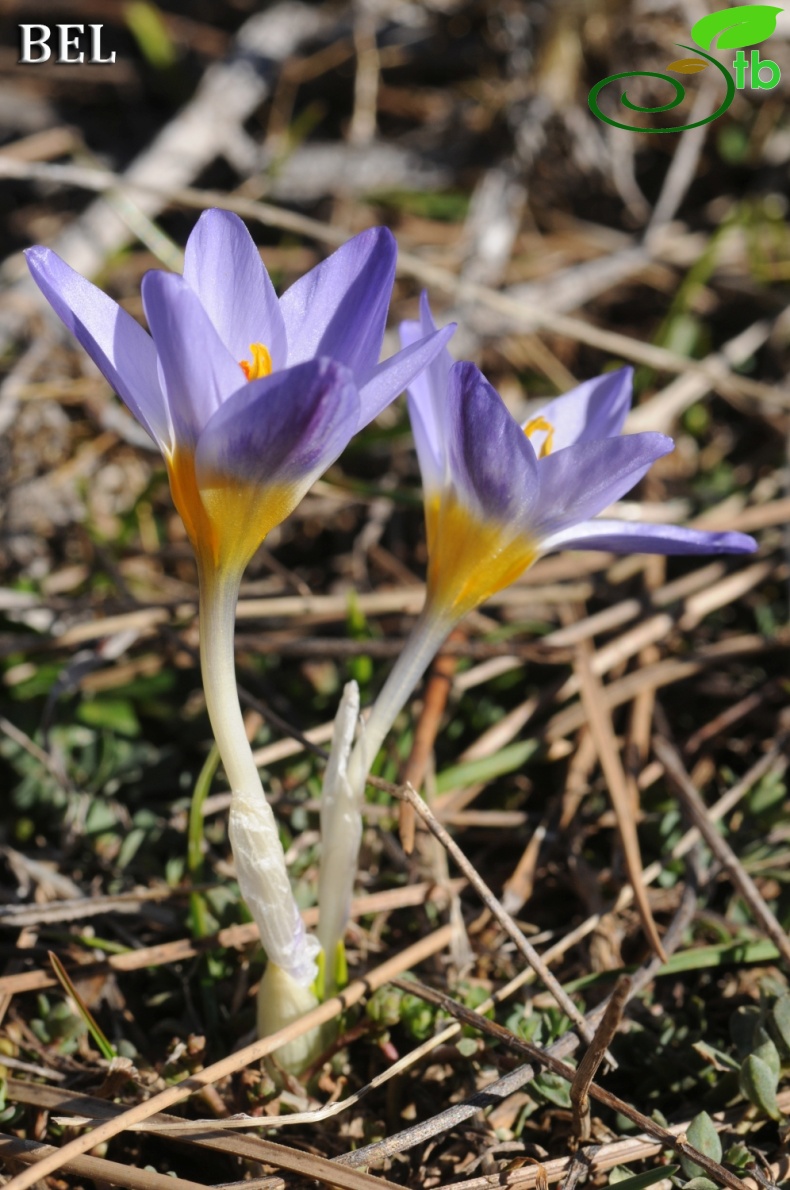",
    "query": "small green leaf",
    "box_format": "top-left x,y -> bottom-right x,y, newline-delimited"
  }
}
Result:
124,1 -> 178,69
604,1166 -> 679,1190
683,1179 -> 719,1190
456,1037 -> 479,1057
691,5 -> 782,50
681,1112 -> 722,1180
769,993 -> 790,1056
739,1053 -> 781,1119
533,1071 -> 571,1108
667,58 -> 709,72
752,1036 -> 781,1081
692,1040 -> 740,1073
730,1005 -> 761,1058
